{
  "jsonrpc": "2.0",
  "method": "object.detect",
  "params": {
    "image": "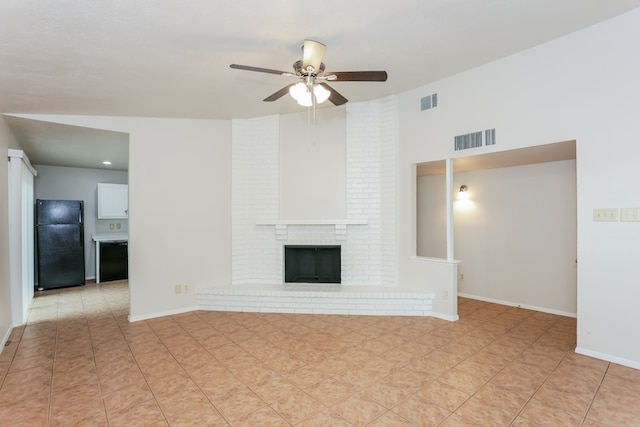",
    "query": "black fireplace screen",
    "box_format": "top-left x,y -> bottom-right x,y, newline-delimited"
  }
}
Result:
284,245 -> 341,283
